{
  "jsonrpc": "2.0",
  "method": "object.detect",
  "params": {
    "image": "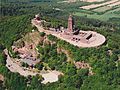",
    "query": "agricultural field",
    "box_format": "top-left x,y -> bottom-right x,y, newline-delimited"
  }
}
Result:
80,0 -> 119,10
74,7 -> 120,21
72,0 -> 120,21
93,6 -> 112,12
2,0 -> 118,22
58,0 -> 105,3
80,0 -> 105,2
54,0 -> 120,22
